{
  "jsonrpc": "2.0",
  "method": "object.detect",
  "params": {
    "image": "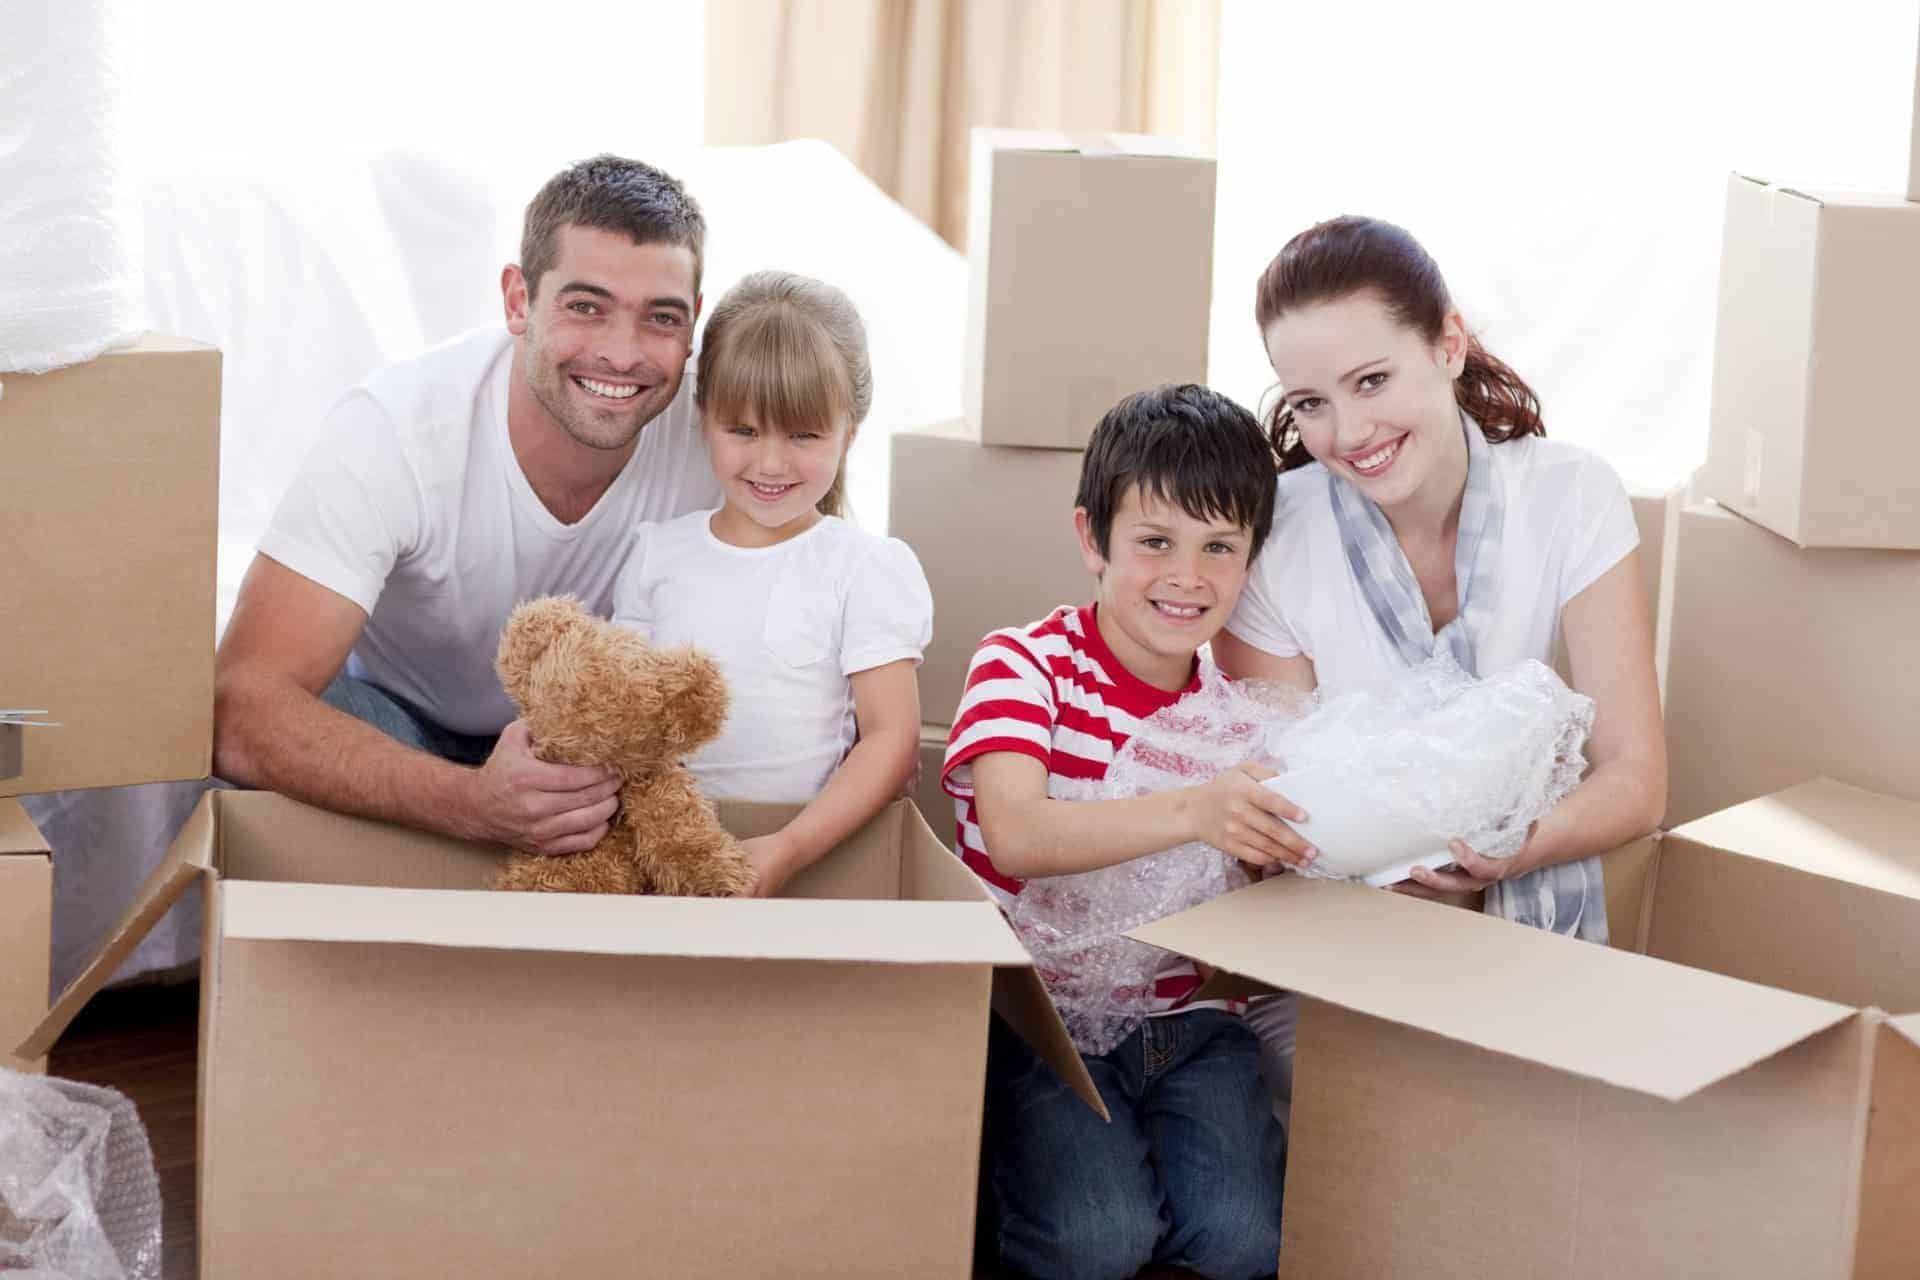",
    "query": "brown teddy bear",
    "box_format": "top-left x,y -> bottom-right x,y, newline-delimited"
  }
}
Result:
490,596 -> 756,897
